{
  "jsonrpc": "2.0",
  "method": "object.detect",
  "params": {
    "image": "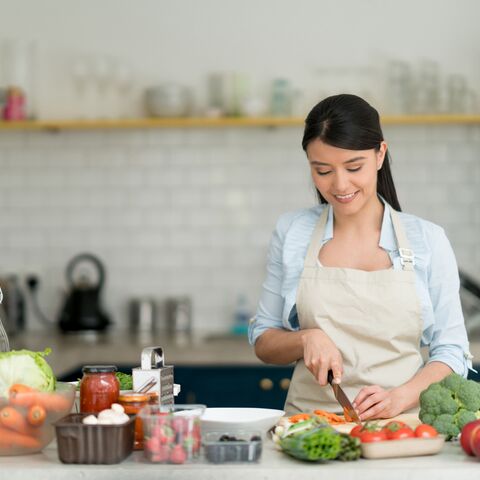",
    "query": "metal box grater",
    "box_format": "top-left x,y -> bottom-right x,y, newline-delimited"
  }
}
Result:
132,346 -> 174,405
